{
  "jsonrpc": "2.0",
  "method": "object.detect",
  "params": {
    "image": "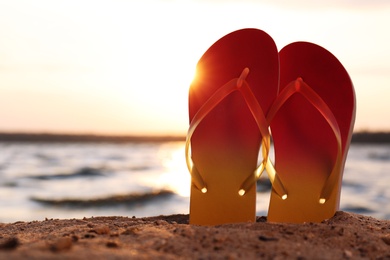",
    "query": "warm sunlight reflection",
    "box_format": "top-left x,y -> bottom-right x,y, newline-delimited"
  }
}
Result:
158,143 -> 191,197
